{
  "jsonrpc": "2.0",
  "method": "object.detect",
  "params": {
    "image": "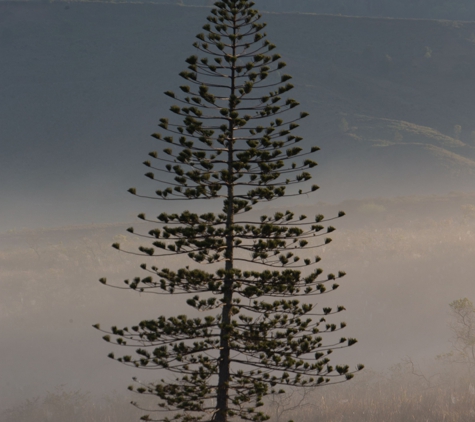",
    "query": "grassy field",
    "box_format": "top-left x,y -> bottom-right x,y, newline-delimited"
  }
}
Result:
3,363 -> 475,421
